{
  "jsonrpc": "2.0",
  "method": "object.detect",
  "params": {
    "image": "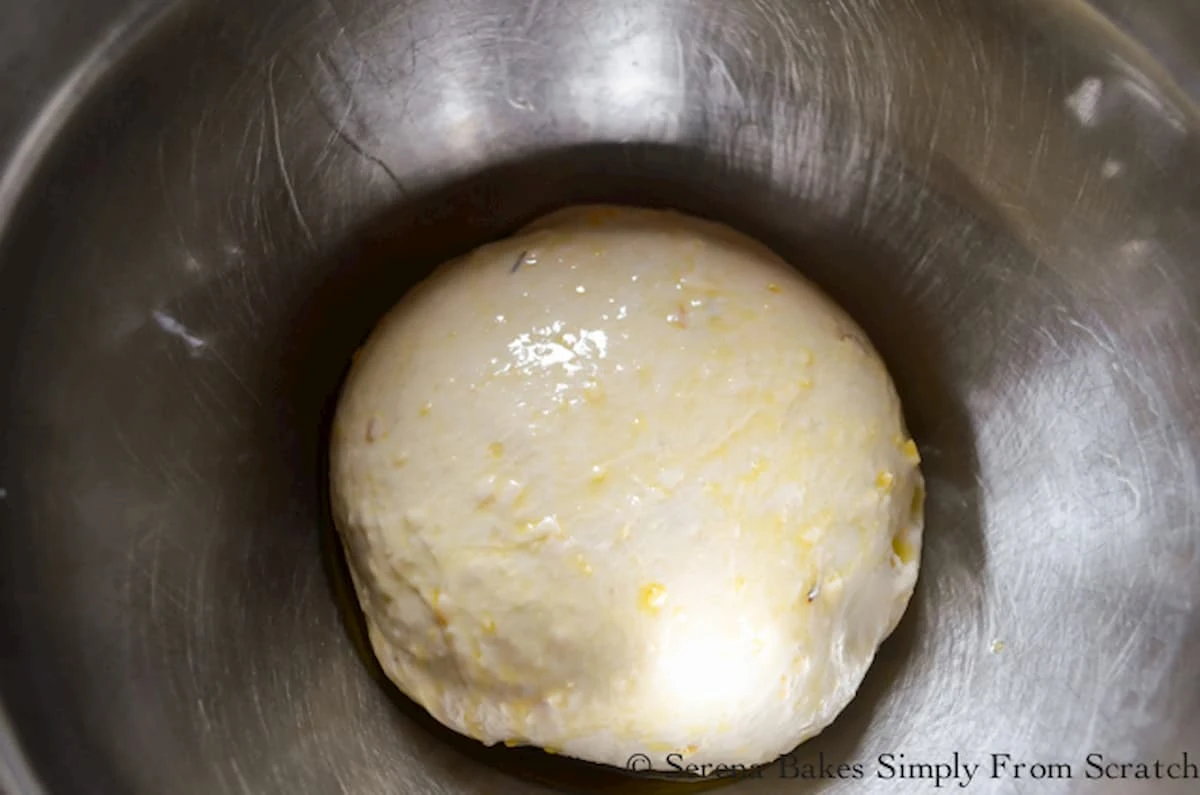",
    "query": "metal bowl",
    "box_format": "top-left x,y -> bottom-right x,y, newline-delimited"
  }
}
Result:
1,0 -> 1198,793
